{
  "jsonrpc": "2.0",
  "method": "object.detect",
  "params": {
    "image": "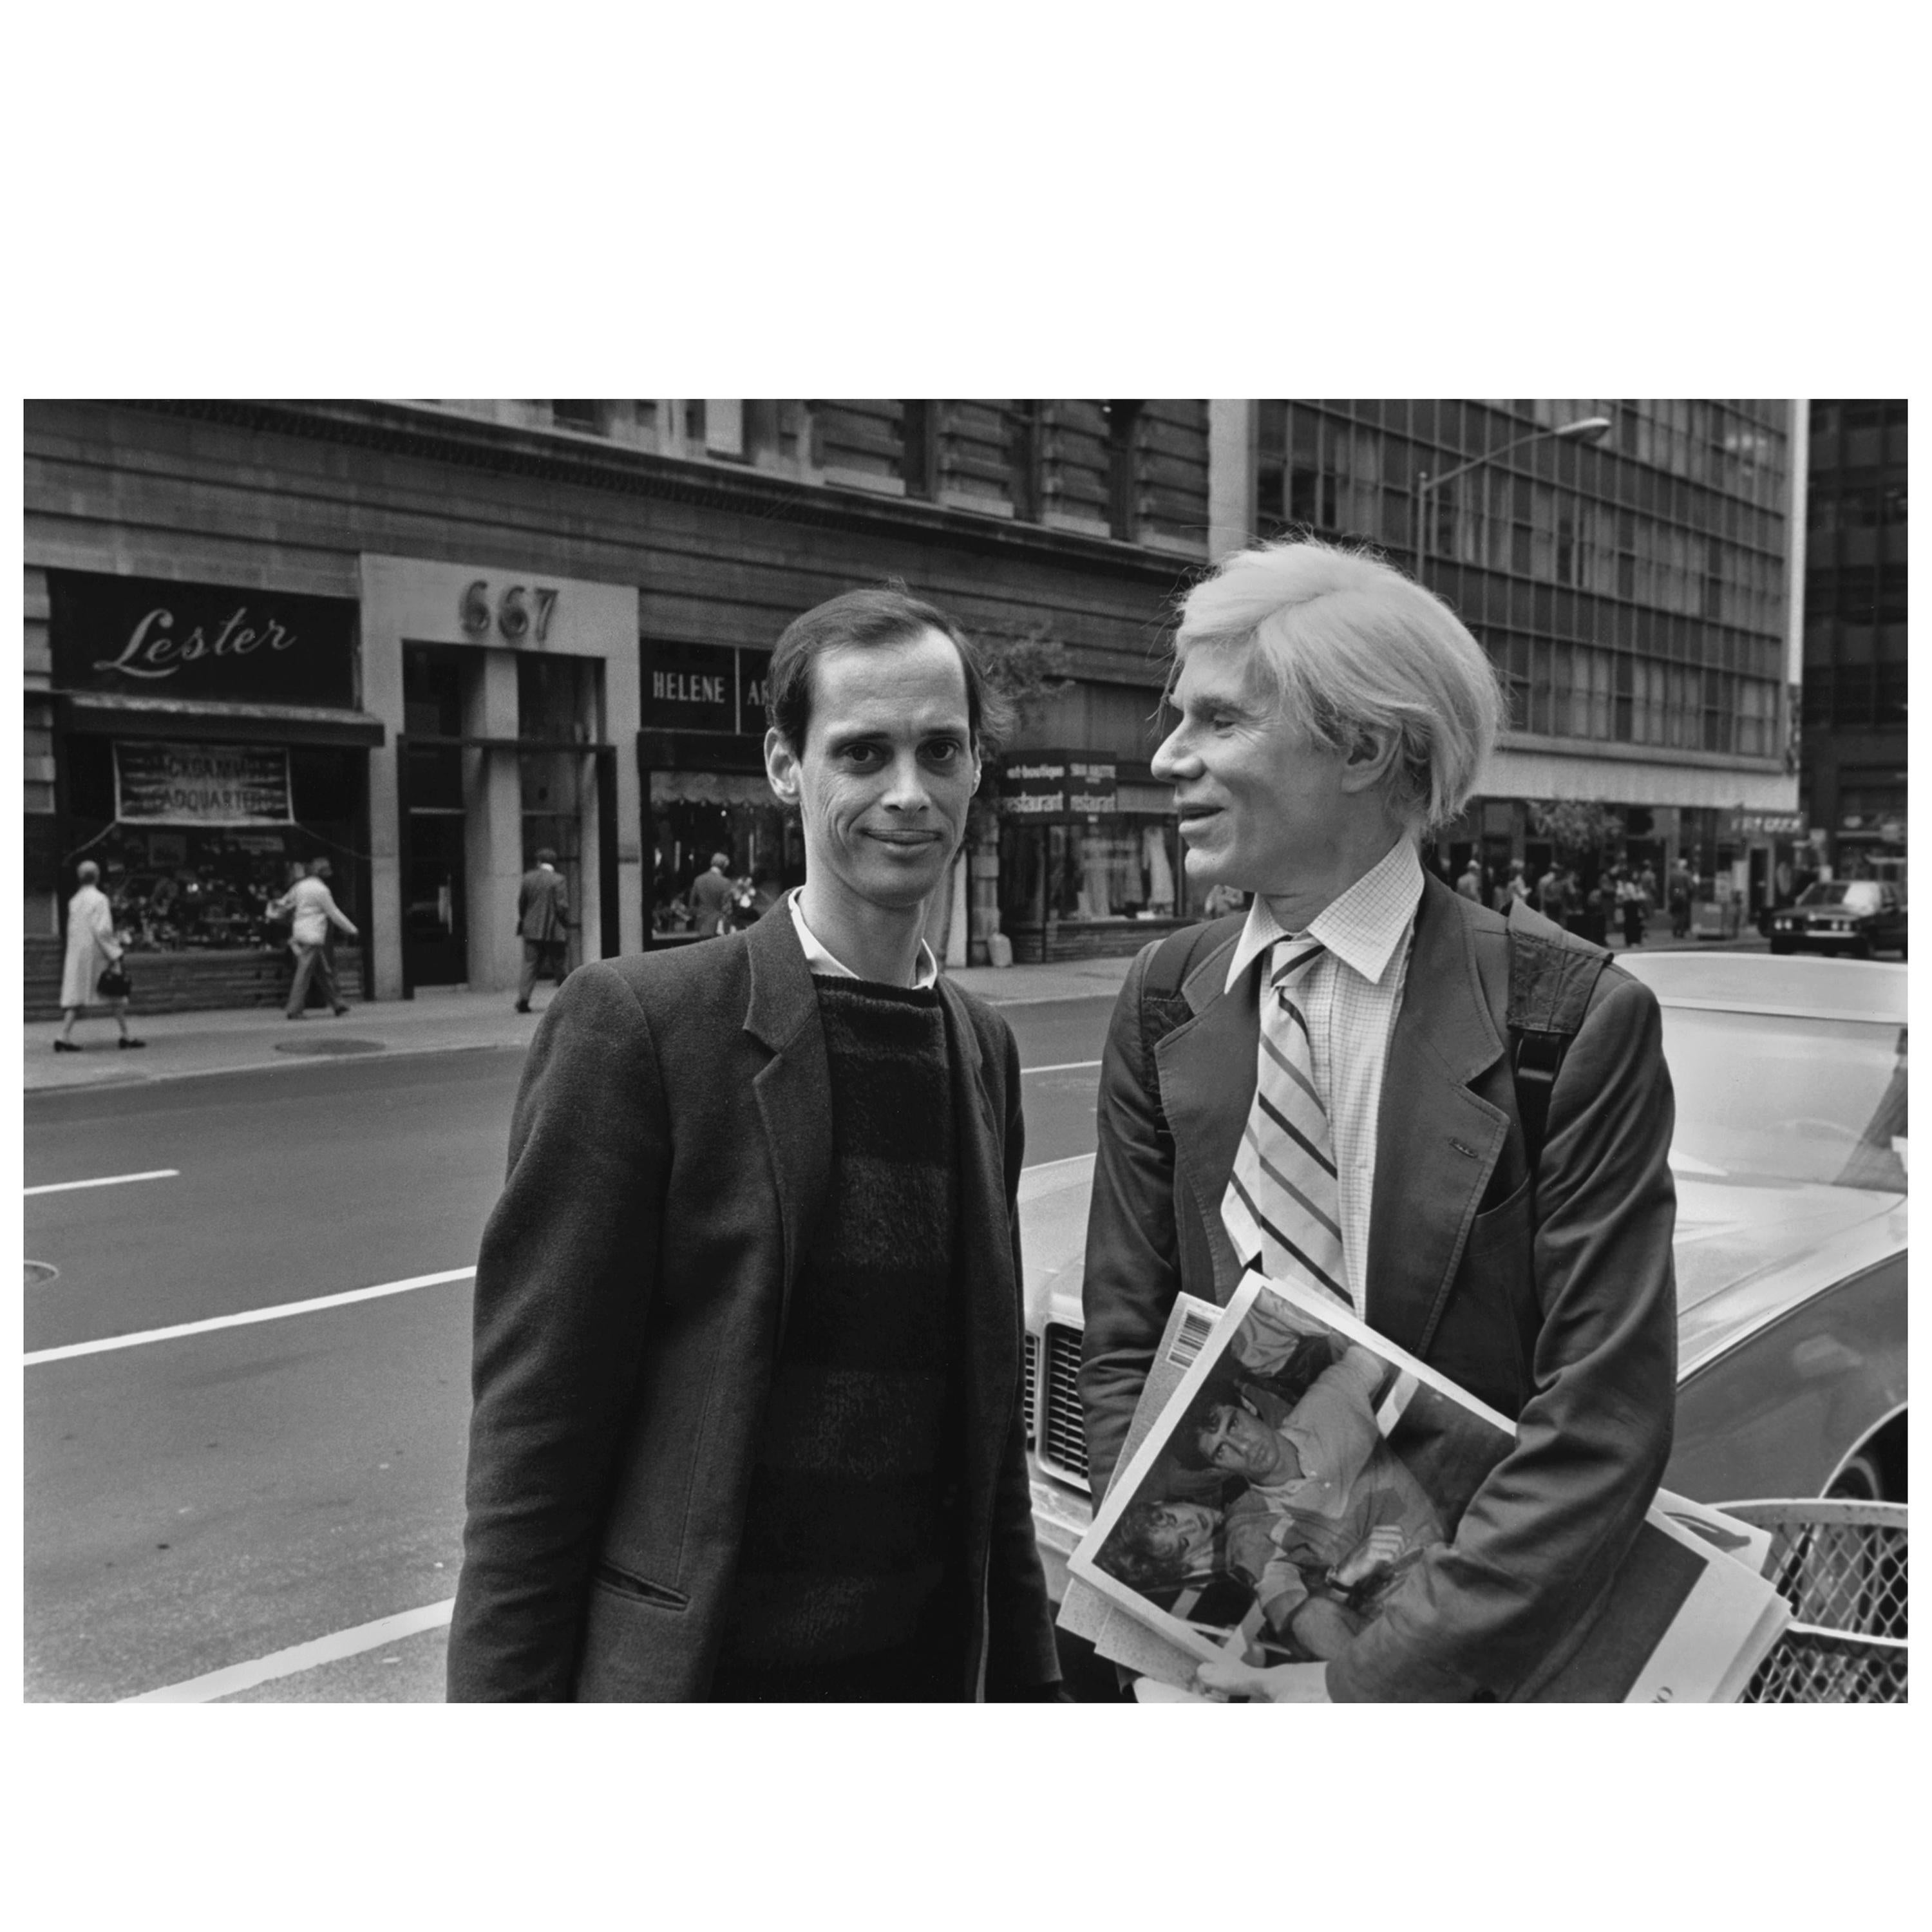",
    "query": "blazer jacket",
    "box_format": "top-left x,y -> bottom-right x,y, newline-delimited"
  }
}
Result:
1079,873 -> 1678,1701
448,907 -> 1059,1701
